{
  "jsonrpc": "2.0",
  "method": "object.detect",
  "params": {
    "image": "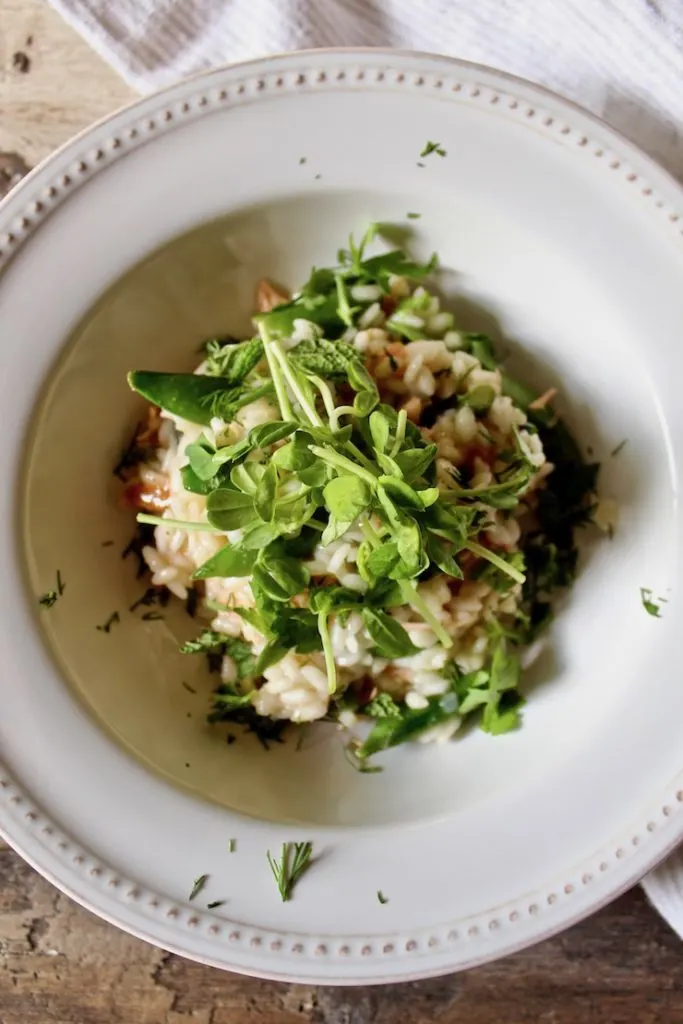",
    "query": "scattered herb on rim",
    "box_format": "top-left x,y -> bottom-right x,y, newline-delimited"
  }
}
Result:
39,570 -> 65,609
182,681 -> 197,694
611,439 -> 628,457
420,141 -> 446,158
206,899 -> 226,910
407,212 -> 421,219
189,874 -> 209,901
228,839 -> 236,852
96,611 -> 120,633
141,610 -> 164,621
641,587 -> 666,618
267,842 -> 314,902
377,890 -> 389,904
